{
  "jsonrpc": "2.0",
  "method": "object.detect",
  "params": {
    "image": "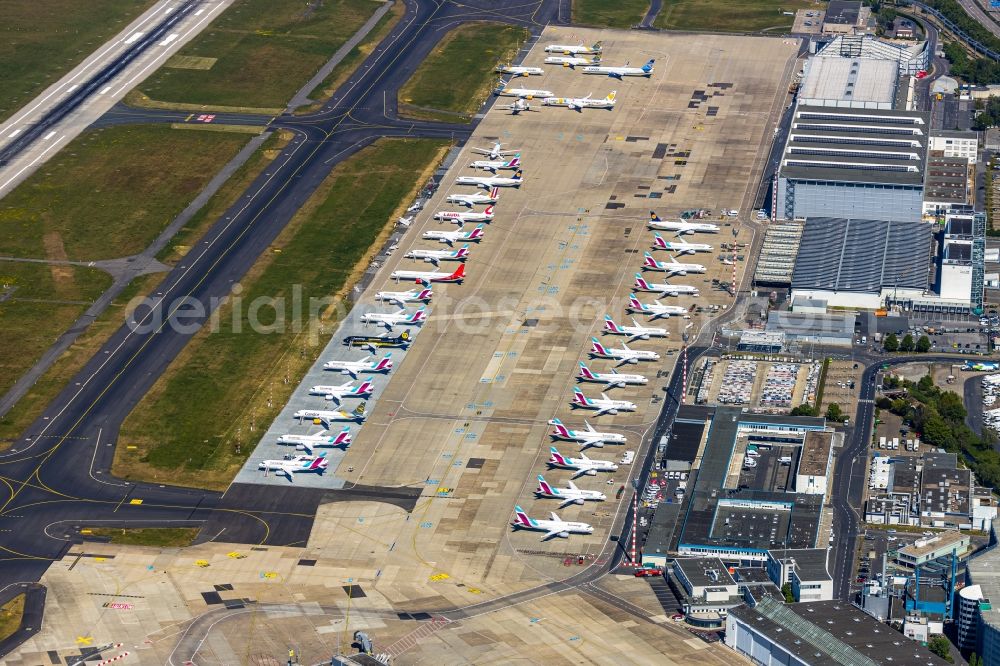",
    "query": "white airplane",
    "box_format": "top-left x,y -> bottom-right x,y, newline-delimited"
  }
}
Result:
648,211 -> 720,235
577,362 -> 647,389
632,274 -> 699,298
496,64 -> 544,76
651,232 -> 712,254
542,91 -> 616,110
544,41 -> 602,55
589,337 -> 659,366
626,293 -> 689,320
277,426 -> 352,454
570,389 -> 637,417
642,252 -> 706,276
308,380 -> 373,403
432,207 -> 494,225
423,224 -> 485,245
258,453 -> 328,479
470,156 -> 520,172
390,264 -> 465,284
603,315 -> 668,341
446,186 -> 499,208
549,446 -> 620,477
544,55 -> 601,68
404,245 -> 469,266
495,98 -> 532,115
294,403 -> 367,423
455,170 -> 522,189
471,141 -> 518,159
323,354 -> 393,378
360,307 -> 427,329
548,418 -> 626,448
511,505 -> 594,541
581,58 -> 655,79
493,81 -> 553,98
375,288 -> 433,307
536,474 -> 606,508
